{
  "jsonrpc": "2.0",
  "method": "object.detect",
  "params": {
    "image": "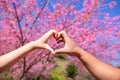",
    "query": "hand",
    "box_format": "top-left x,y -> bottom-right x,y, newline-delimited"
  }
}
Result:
33,30 -> 57,53
55,31 -> 80,57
